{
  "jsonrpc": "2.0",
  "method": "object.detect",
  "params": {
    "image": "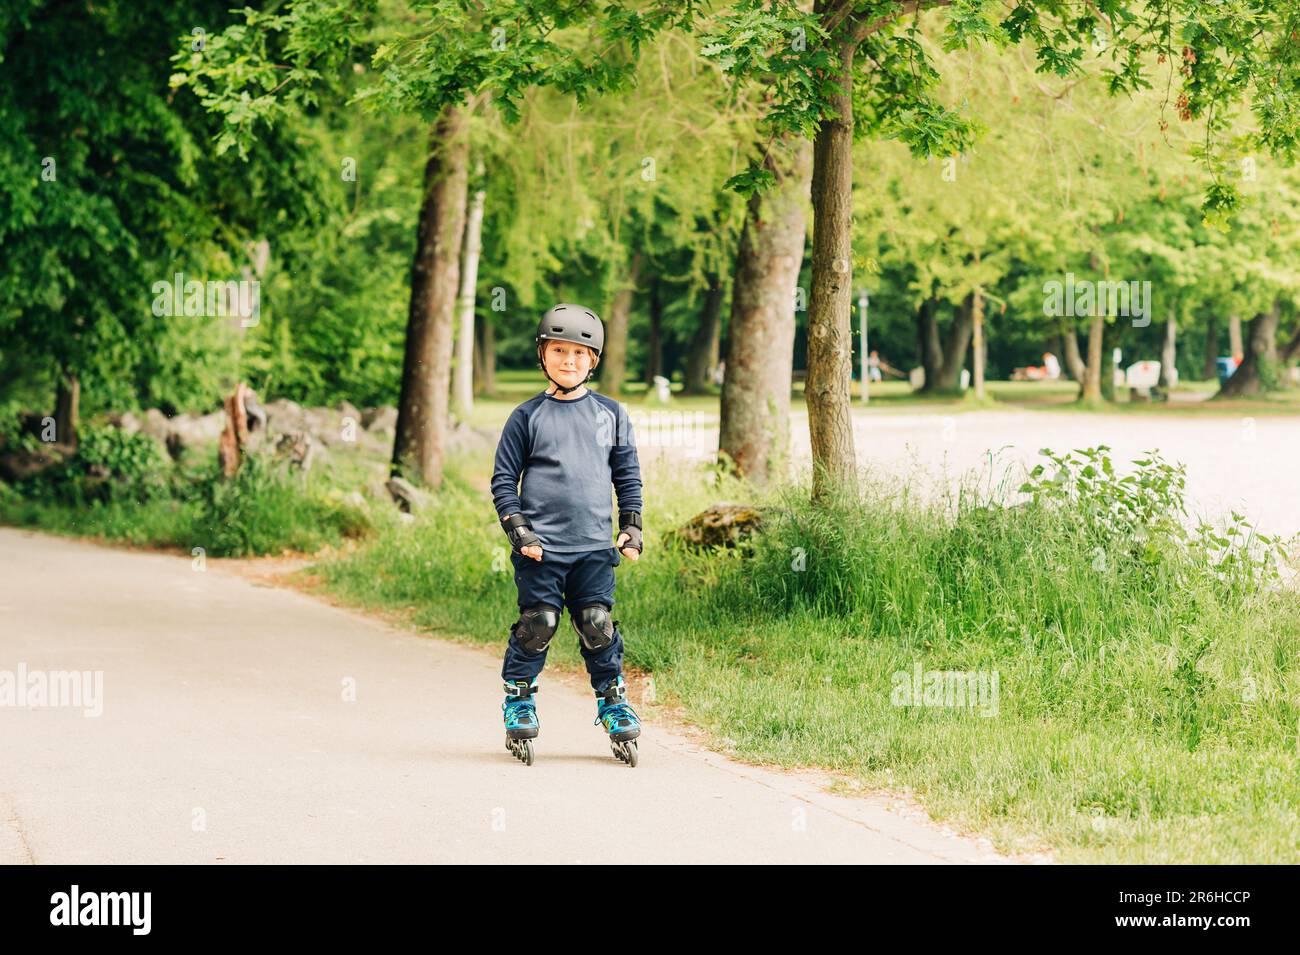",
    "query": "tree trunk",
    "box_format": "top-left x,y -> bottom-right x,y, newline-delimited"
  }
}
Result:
710,309 -> 722,371
972,286 -> 986,399
683,275 -> 724,394
805,27 -> 859,503
453,169 -> 486,421
391,107 -> 469,485
1202,316 -> 1219,380
1216,306 -> 1280,398
924,297 -> 974,393
1081,313 -> 1105,403
217,382 -> 259,478
1101,319 -> 1120,401
472,317 -> 484,395
475,309 -> 496,397
718,134 -> 812,488
1059,319 -> 1086,384
600,251 -> 642,397
1228,314 -> 1244,360
1161,313 -> 1178,389
53,371 -> 79,448
645,276 -> 663,385
1282,324 -> 1300,365
916,299 -> 943,389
